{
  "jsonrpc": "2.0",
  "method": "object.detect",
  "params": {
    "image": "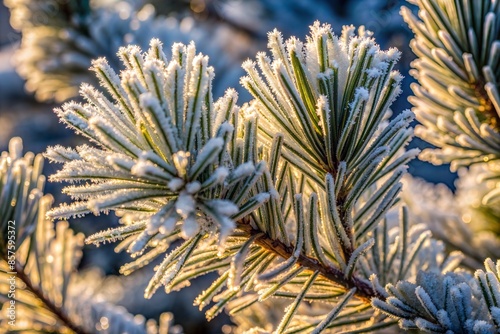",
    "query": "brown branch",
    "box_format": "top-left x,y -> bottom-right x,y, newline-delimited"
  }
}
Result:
236,220 -> 383,304
14,261 -> 90,334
